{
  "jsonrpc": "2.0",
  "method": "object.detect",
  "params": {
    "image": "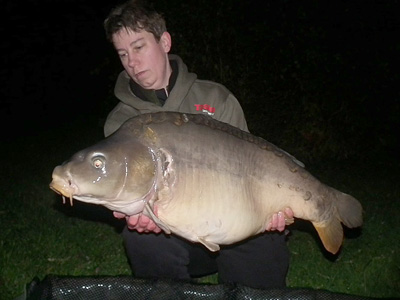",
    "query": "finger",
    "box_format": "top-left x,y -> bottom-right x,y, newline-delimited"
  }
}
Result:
146,221 -> 157,232
138,215 -> 150,227
266,222 -> 272,231
126,215 -> 140,228
276,211 -> 285,232
147,221 -> 162,233
284,207 -> 294,218
283,207 -> 295,225
153,227 -> 162,234
135,226 -> 145,233
138,221 -> 159,233
270,213 -> 278,230
113,211 -> 126,219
